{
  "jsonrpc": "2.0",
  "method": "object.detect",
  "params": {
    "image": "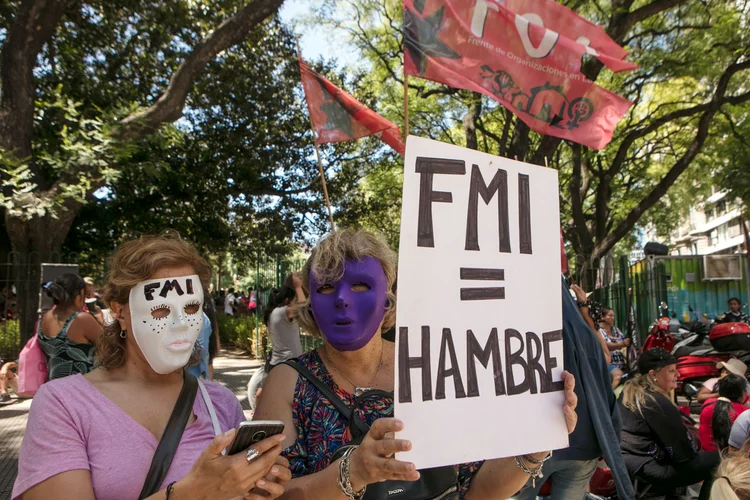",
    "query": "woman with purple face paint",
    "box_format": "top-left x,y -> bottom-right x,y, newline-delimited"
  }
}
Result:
14,234 -> 291,500
254,229 -> 579,500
